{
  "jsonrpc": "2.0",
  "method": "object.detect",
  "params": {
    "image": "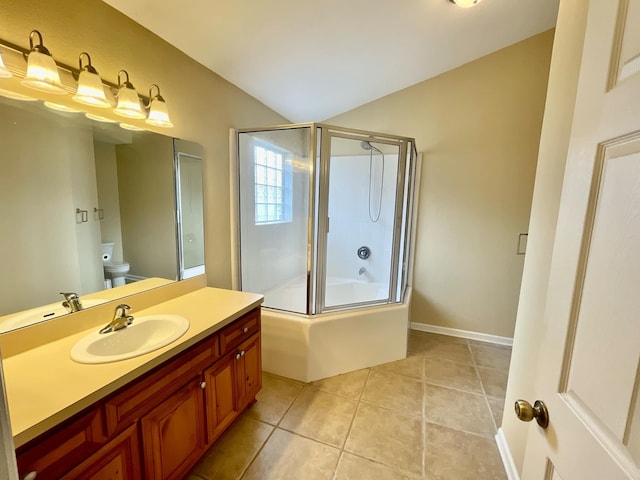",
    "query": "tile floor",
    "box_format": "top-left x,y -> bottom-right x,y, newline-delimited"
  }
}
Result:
186,330 -> 511,480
